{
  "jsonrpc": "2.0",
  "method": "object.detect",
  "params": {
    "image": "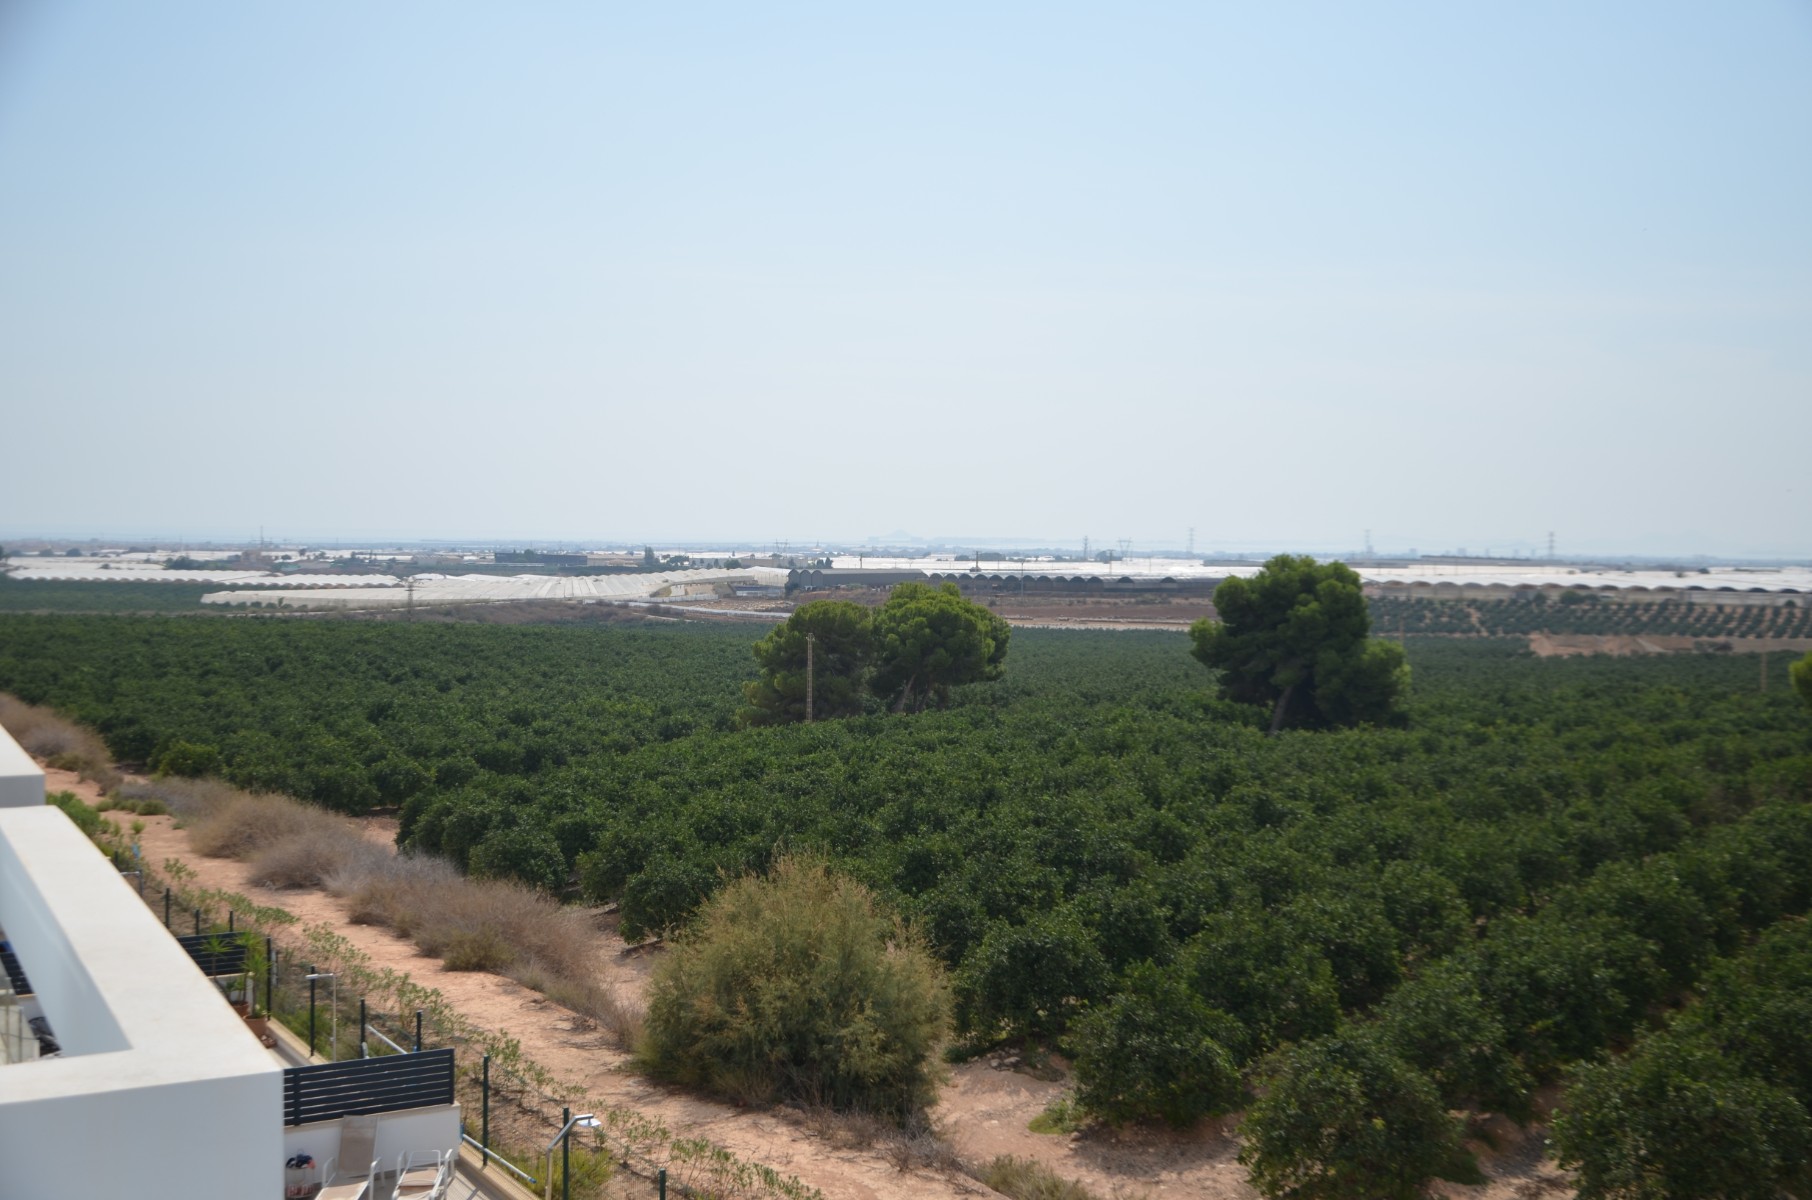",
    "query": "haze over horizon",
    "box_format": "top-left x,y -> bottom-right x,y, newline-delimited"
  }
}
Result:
2,3 -> 1808,558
